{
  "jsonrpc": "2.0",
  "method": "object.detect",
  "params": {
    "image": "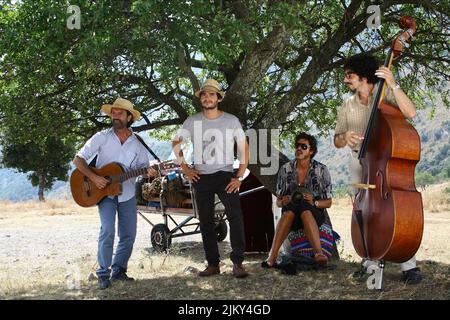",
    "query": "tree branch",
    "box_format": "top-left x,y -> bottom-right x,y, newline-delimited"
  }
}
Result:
132,118 -> 183,132
177,44 -> 202,112
221,25 -> 291,120
261,0 -> 366,129
118,74 -> 189,120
